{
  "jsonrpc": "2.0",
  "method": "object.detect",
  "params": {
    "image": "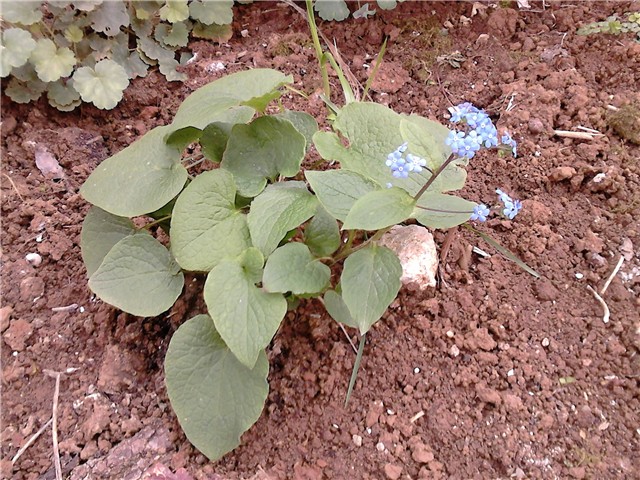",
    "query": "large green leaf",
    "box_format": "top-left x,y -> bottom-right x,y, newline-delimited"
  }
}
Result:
170,69 -> 292,132
81,125 -> 187,217
72,59 -> 129,109
263,243 -> 331,295
274,110 -> 319,151
305,169 -> 379,222
313,102 -> 460,196
165,314 -> 268,462
304,205 -> 341,257
171,170 -> 250,272
247,182 -> 317,257
88,234 -> 184,317
343,187 -> 415,230
80,206 -> 136,277
221,116 -> 307,198
204,258 -> 286,368
412,193 -> 475,229
341,244 -> 402,335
